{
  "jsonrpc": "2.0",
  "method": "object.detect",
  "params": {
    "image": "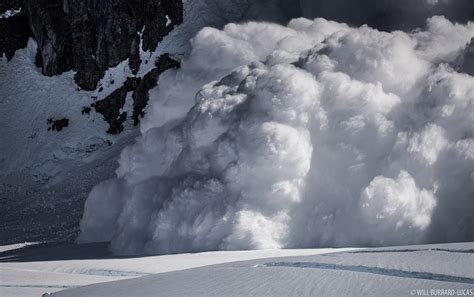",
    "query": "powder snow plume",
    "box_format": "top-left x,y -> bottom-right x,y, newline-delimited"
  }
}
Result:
78,16 -> 474,255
